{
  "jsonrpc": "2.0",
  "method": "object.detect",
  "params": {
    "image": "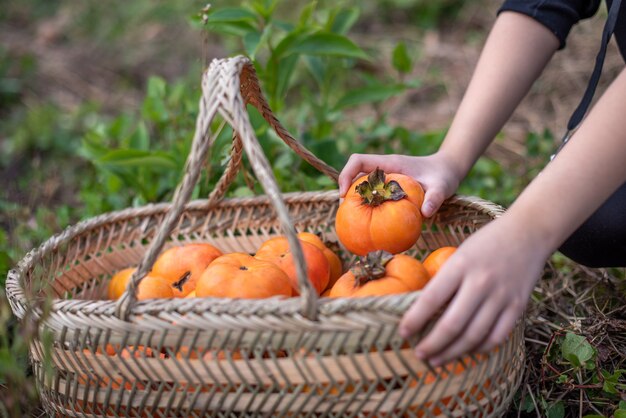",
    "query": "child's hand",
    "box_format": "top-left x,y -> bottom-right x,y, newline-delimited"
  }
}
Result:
338,152 -> 462,218
398,215 -> 549,365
